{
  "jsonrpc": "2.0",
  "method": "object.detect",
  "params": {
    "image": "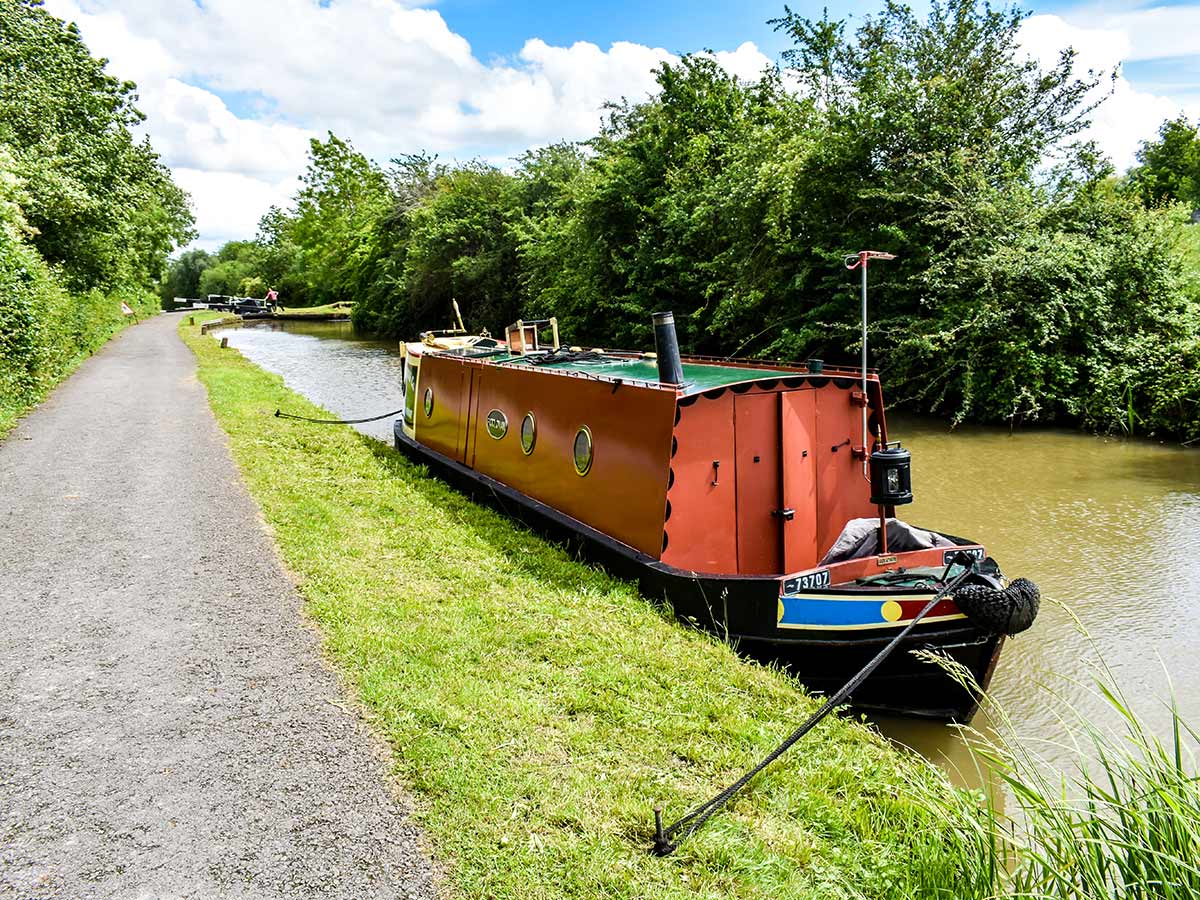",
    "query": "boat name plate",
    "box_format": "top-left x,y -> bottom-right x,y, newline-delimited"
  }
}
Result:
486,409 -> 509,440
